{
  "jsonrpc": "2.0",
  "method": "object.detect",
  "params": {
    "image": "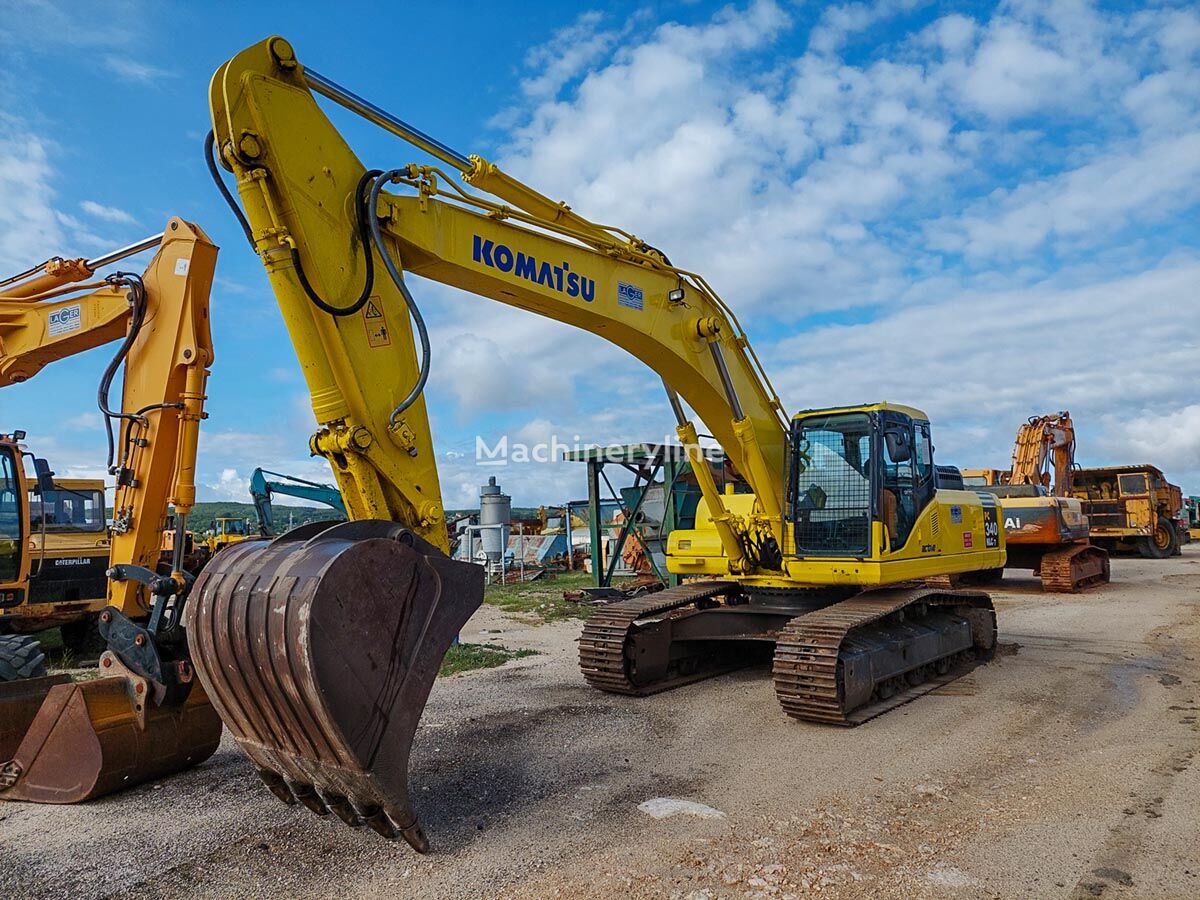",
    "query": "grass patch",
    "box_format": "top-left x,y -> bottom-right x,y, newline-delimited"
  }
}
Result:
439,642 -> 537,677
484,571 -> 594,623
483,570 -> 652,623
